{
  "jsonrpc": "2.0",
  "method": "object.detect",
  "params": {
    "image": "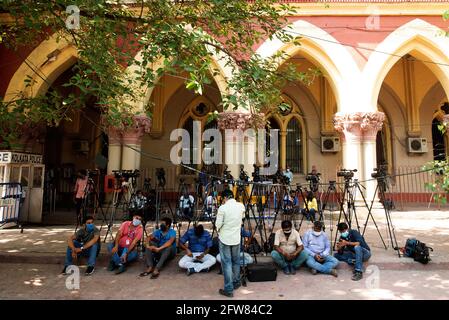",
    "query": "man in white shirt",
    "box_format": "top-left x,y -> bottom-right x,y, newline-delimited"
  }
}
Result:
271,220 -> 308,275
215,188 -> 245,298
179,192 -> 195,220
